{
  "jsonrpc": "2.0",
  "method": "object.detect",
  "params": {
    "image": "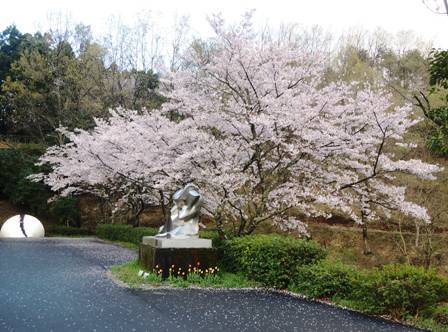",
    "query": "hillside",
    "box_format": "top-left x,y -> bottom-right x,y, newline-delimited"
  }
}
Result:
0,200 -> 20,226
